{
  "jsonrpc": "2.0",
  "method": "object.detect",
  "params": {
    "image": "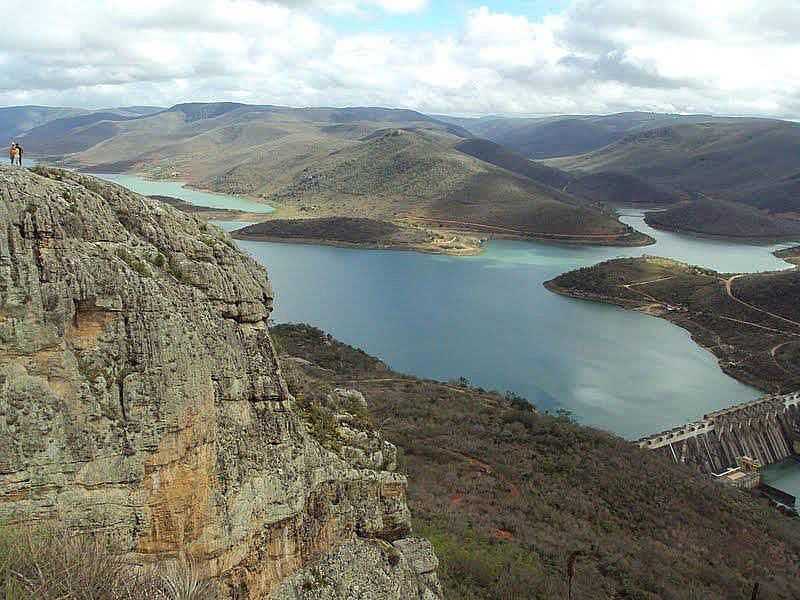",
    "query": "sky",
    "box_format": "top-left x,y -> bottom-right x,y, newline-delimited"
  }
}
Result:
1,0 -> 800,119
